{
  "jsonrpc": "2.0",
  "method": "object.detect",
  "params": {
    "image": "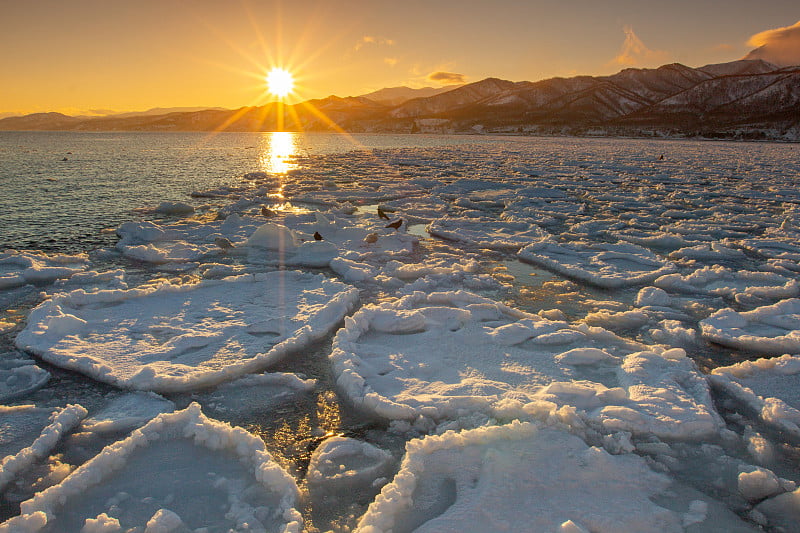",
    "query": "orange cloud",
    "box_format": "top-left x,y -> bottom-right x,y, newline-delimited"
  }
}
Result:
610,26 -> 670,67
354,36 -> 395,51
427,71 -> 466,85
384,57 -> 398,67
744,20 -> 800,66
